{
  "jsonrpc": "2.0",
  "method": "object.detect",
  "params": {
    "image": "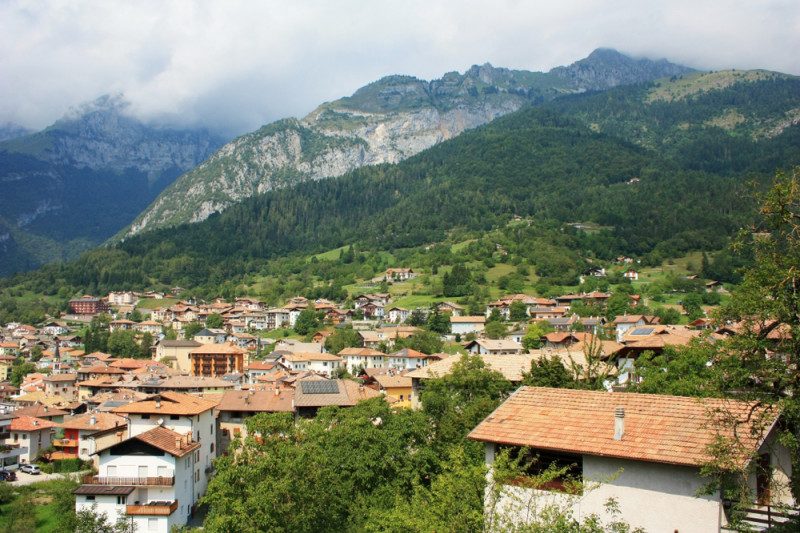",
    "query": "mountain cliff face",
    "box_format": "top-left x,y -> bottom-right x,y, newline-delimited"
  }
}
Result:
0,95 -> 225,276
122,49 -> 695,238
